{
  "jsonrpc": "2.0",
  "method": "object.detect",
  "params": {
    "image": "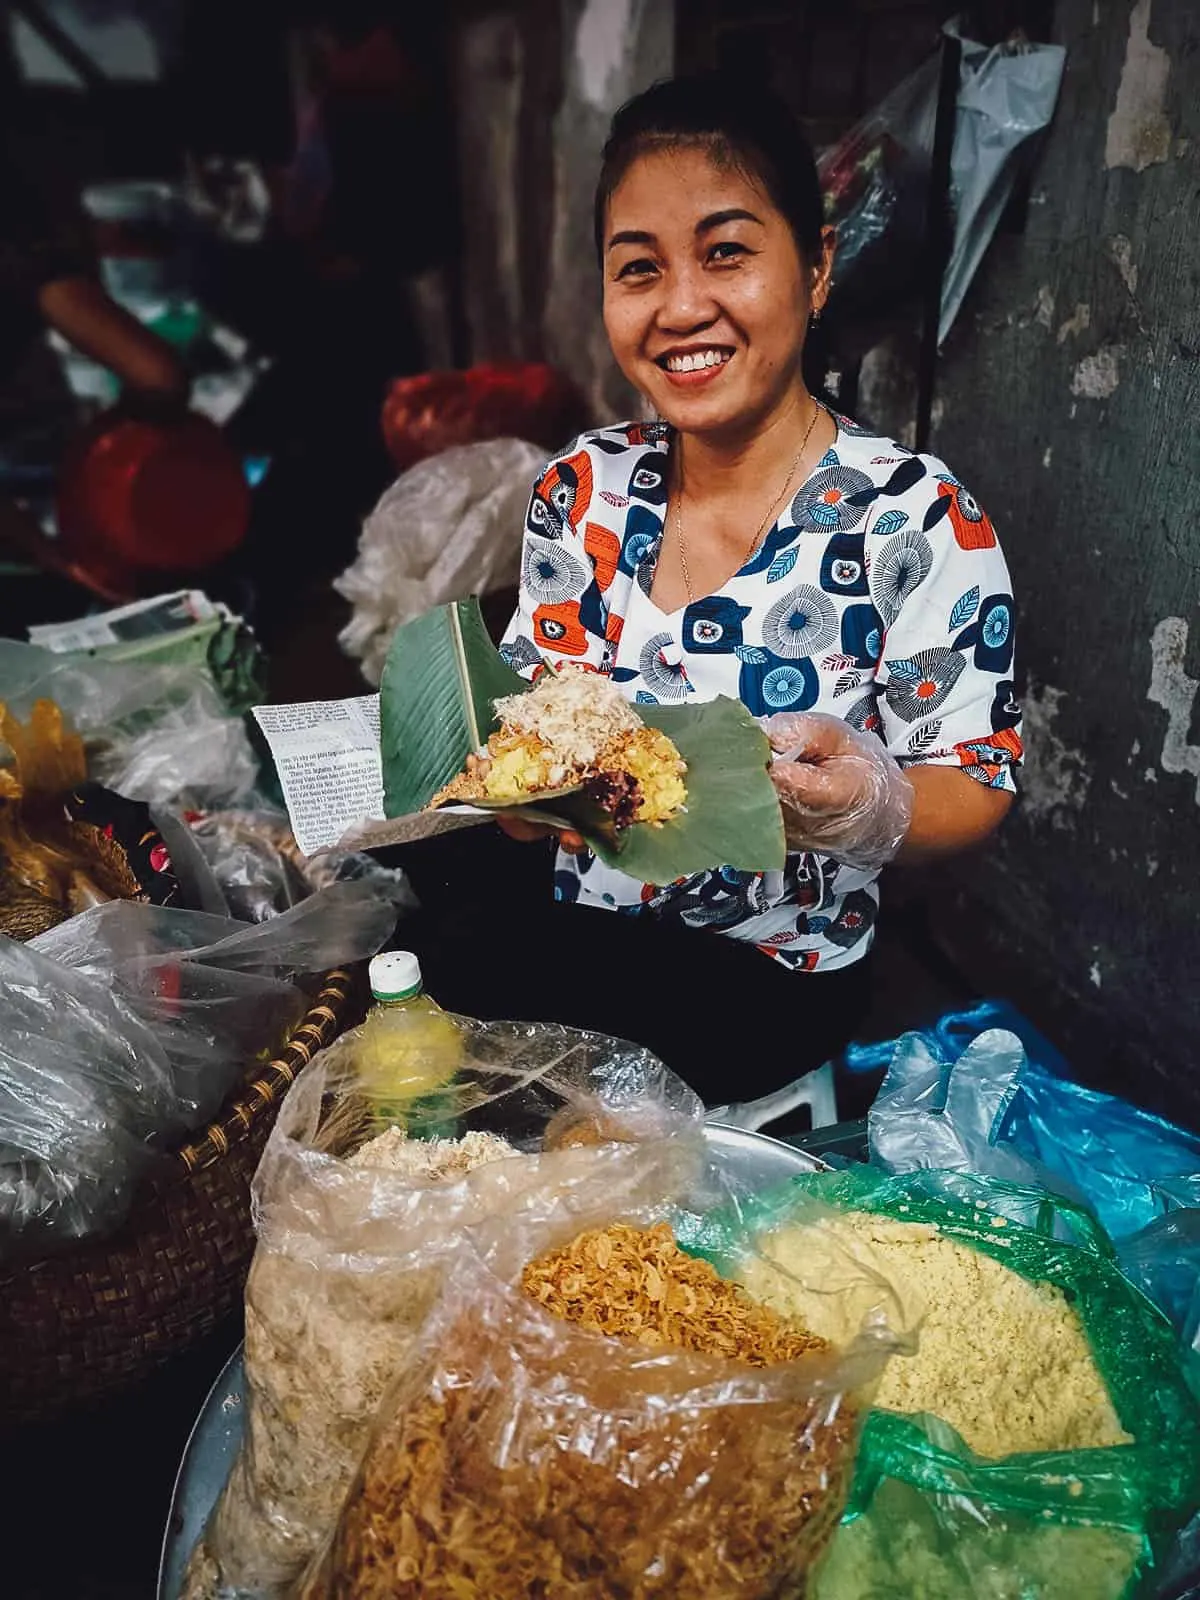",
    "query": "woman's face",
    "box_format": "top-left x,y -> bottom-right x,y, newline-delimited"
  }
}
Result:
602,145 -> 833,442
